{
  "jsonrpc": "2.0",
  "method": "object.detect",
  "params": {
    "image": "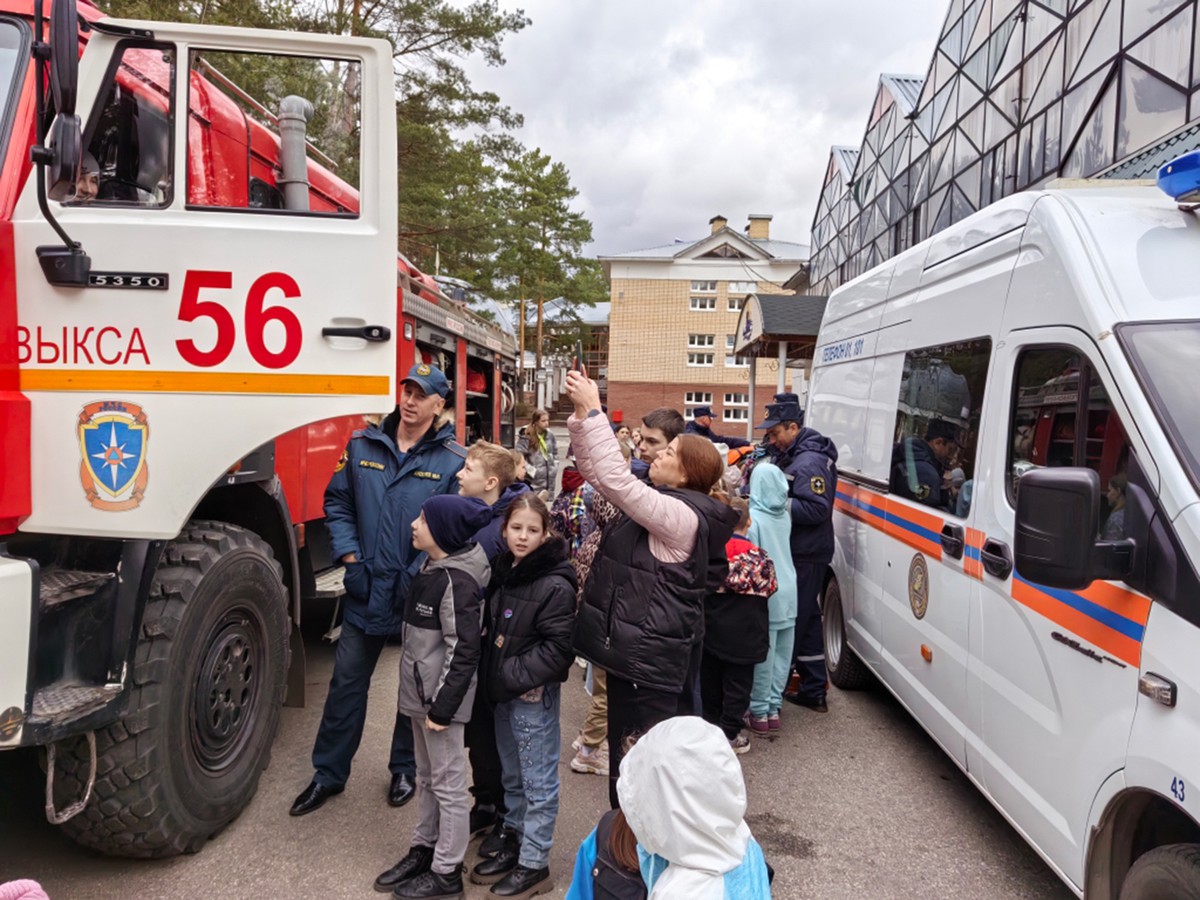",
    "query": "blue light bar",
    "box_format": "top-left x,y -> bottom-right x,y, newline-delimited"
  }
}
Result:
1158,151 -> 1200,203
